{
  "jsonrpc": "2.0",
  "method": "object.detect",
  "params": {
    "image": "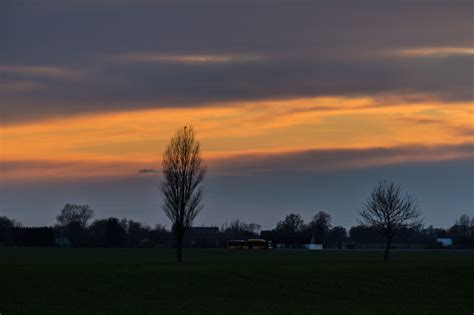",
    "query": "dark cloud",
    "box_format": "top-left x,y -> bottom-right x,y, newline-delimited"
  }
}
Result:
398,117 -> 444,125
1,0 -> 473,124
3,143 -> 472,180
138,169 -> 160,174
452,126 -> 474,137
210,143 -> 474,175
0,160 -> 148,179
